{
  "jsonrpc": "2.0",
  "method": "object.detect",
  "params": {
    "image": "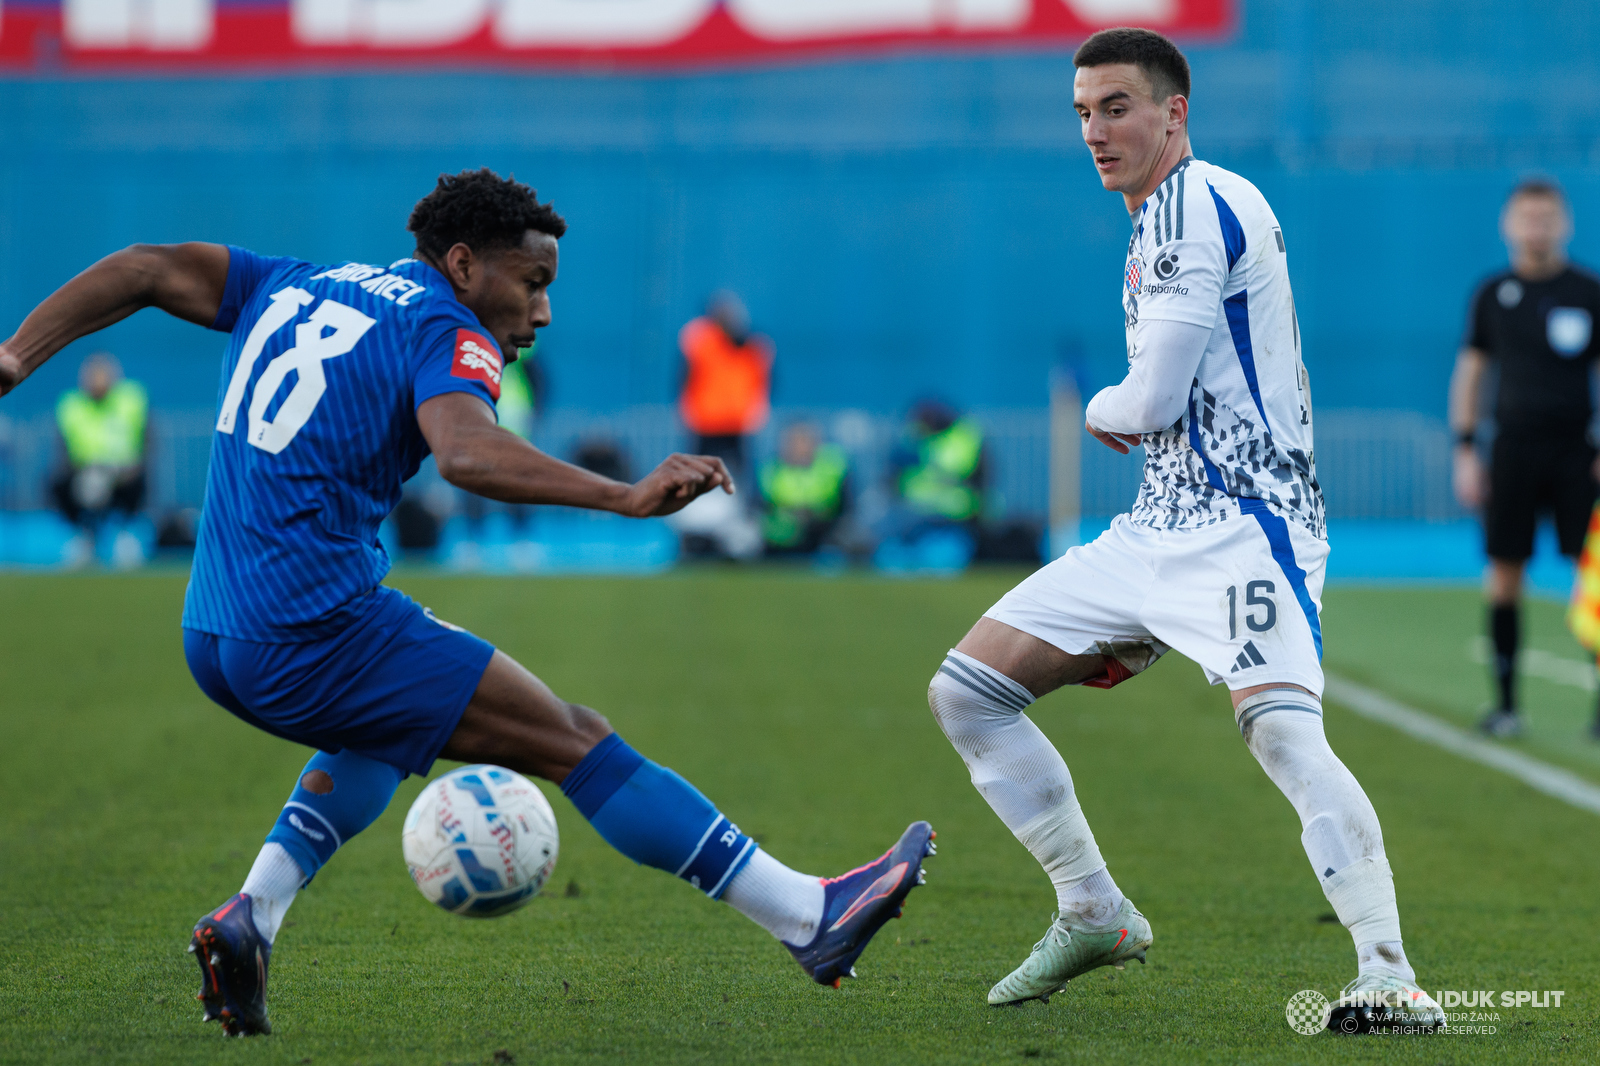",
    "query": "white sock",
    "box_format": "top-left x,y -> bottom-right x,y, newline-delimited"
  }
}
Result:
240,843 -> 306,944
930,649 -> 1121,918
1359,939 -> 1416,983
1237,689 -> 1411,979
1058,866 -> 1125,926
721,848 -> 825,946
